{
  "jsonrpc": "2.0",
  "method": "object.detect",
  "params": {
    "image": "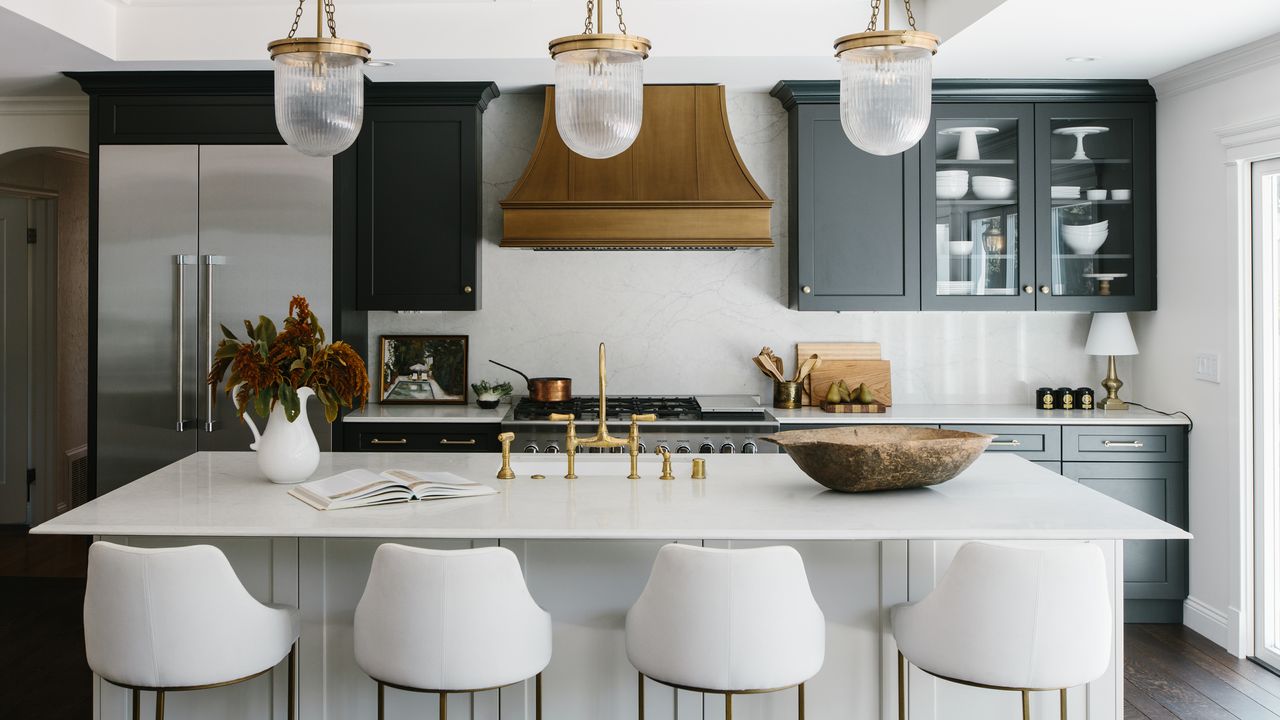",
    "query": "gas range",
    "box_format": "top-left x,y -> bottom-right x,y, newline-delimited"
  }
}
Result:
501,395 -> 779,454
